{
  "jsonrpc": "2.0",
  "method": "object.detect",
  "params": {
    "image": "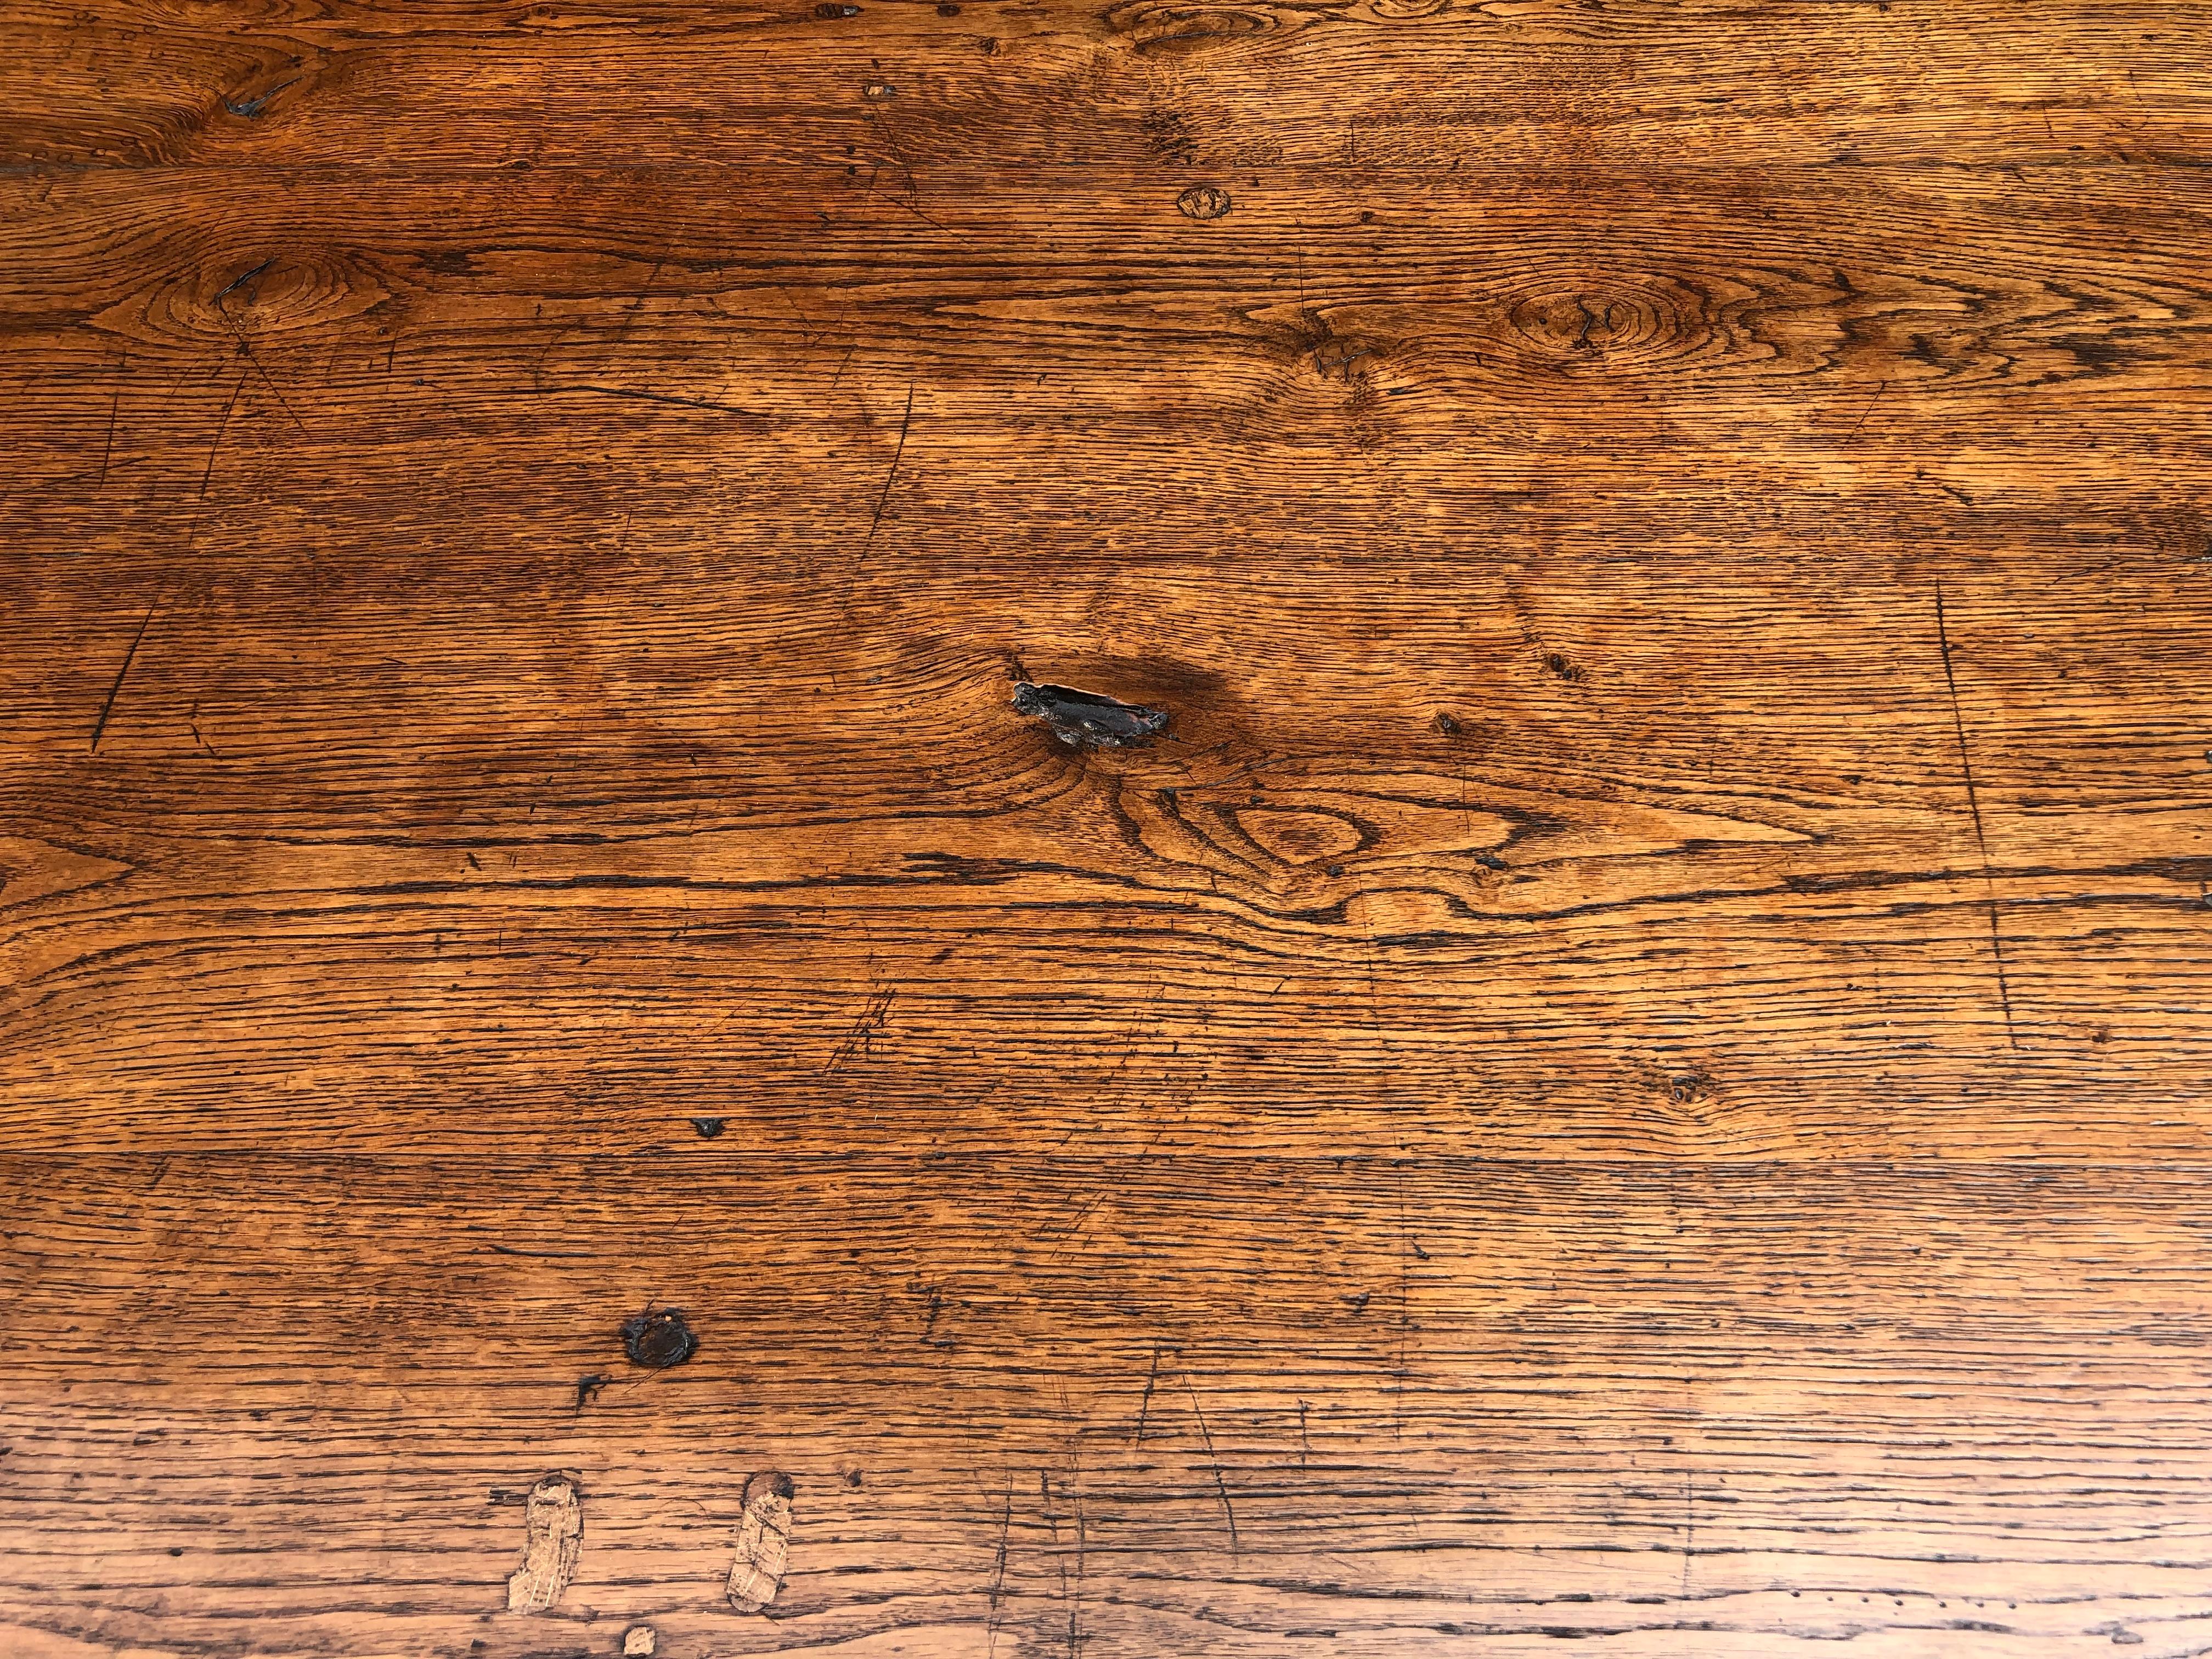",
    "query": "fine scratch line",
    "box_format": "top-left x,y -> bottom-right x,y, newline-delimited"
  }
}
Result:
99,369 -> 122,487
865,382 -> 917,551
1846,379 -> 1888,439
1181,1373 -> 1238,1553
90,599 -> 158,752
984,1473 -> 1012,1659
201,373 -> 246,498
1133,1342 -> 1163,1446
1935,584 -> 2019,1049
